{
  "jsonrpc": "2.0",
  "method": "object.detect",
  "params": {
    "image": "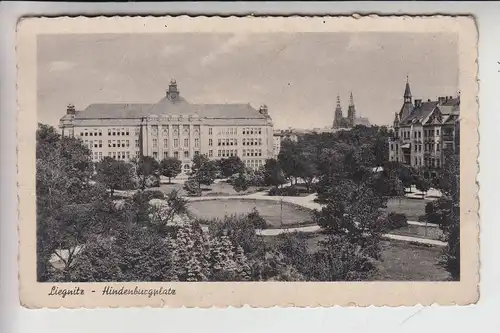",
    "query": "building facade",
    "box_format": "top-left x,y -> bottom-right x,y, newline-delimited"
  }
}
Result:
272,129 -> 299,158
332,92 -> 371,129
59,80 -> 274,174
388,79 -> 460,169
